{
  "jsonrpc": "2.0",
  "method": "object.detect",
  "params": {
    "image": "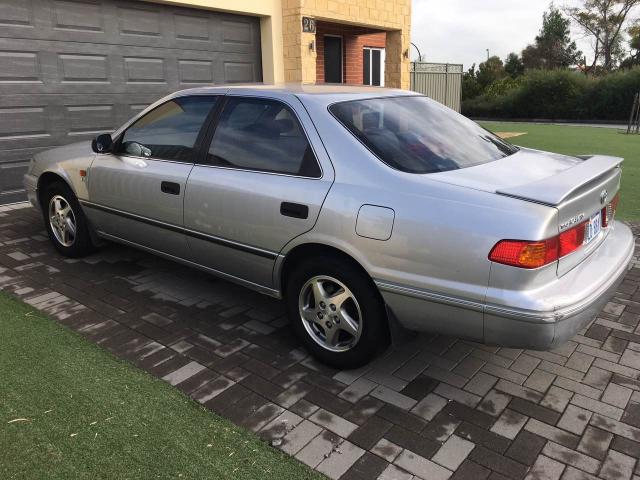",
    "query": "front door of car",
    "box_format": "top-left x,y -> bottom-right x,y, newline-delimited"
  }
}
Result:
85,95 -> 220,258
183,95 -> 335,292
